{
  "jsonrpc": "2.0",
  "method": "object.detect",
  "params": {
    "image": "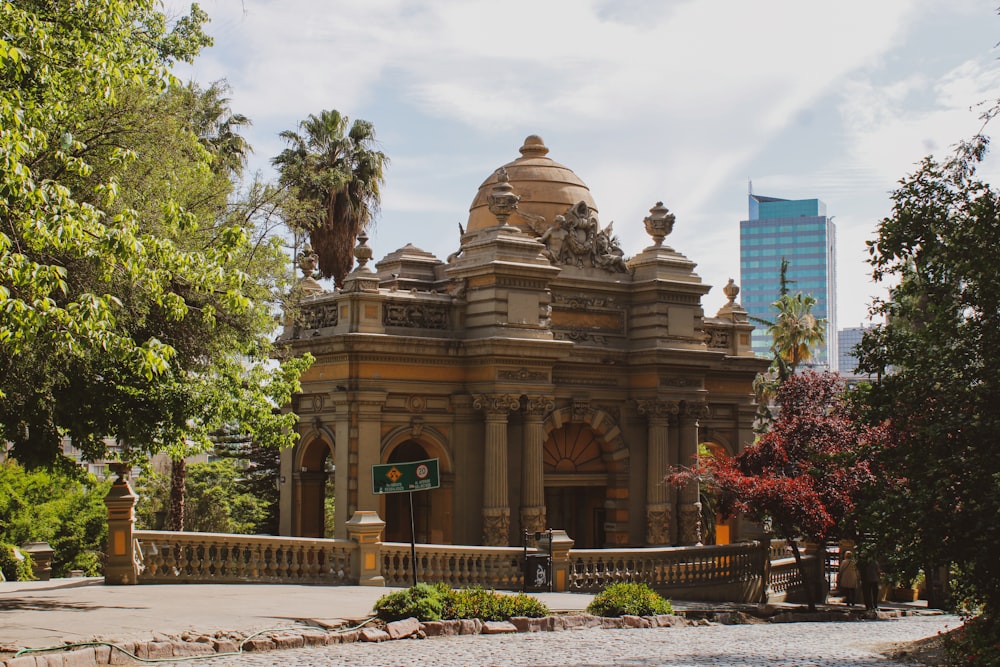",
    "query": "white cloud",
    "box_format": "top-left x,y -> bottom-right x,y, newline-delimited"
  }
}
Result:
165,0 -> 1000,329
